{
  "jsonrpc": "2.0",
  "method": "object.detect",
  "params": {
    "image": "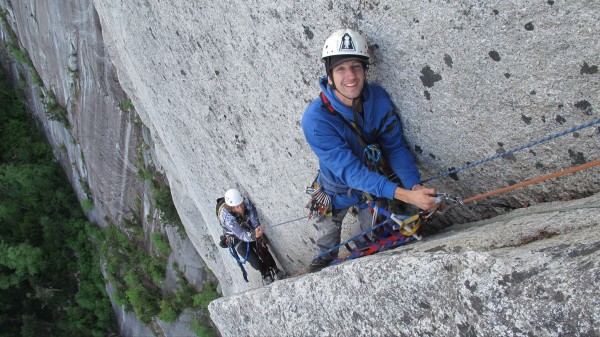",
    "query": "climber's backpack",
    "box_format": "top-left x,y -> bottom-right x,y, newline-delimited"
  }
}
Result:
216,197 -> 228,248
